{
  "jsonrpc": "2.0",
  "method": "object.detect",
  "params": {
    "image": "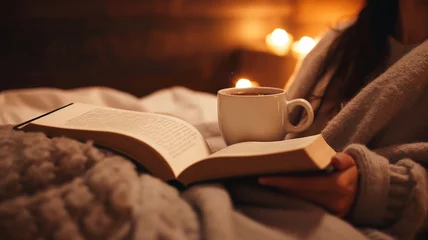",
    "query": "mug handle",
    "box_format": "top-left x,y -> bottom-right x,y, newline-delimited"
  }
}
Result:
284,98 -> 314,133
